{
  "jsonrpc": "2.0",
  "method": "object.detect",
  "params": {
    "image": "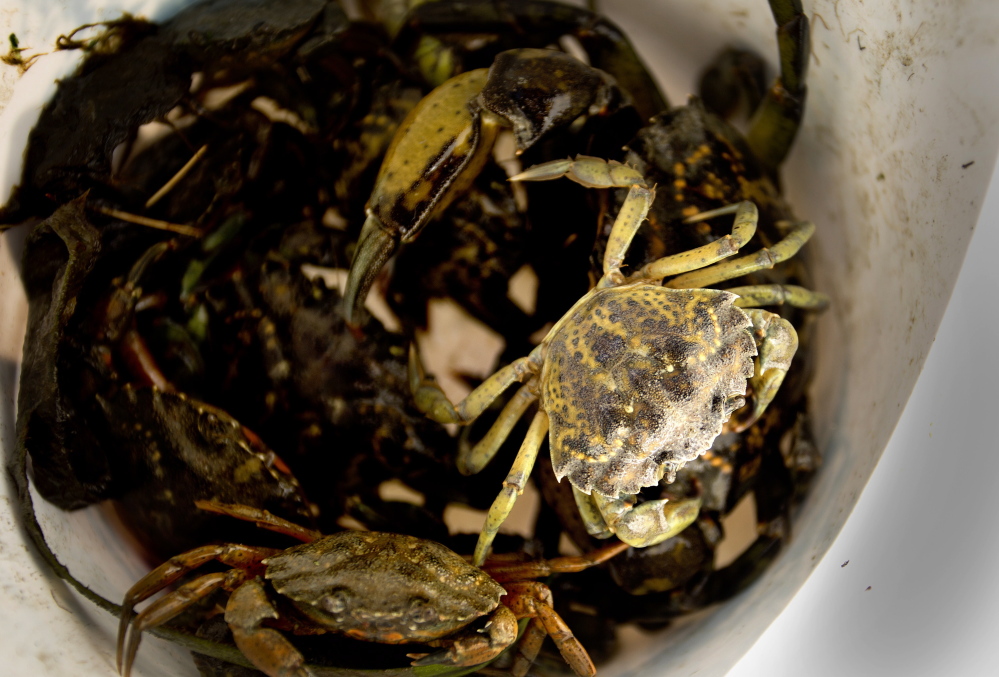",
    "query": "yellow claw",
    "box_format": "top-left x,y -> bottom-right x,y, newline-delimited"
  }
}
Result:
730,309 -> 798,432
344,69 -> 498,324
583,493 -> 703,548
